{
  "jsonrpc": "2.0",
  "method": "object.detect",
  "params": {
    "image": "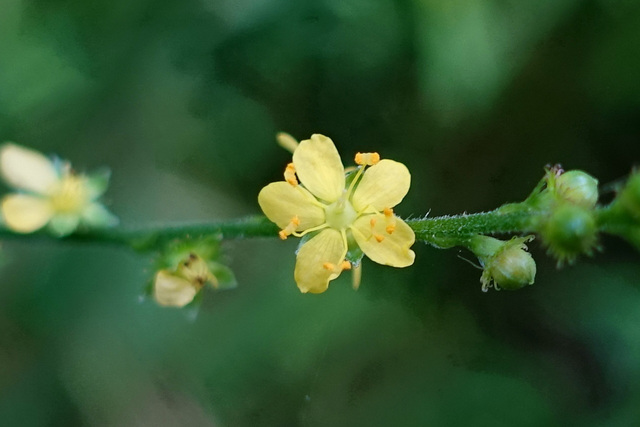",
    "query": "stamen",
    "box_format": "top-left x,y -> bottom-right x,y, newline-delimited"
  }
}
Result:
323,261 -> 352,274
370,217 -> 377,227
346,165 -> 365,199
284,163 -> 298,186
374,234 -> 385,243
278,215 -> 300,240
276,132 -> 299,154
381,207 -> 396,233
292,223 -> 329,238
323,262 -> 335,271
355,152 -> 380,166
